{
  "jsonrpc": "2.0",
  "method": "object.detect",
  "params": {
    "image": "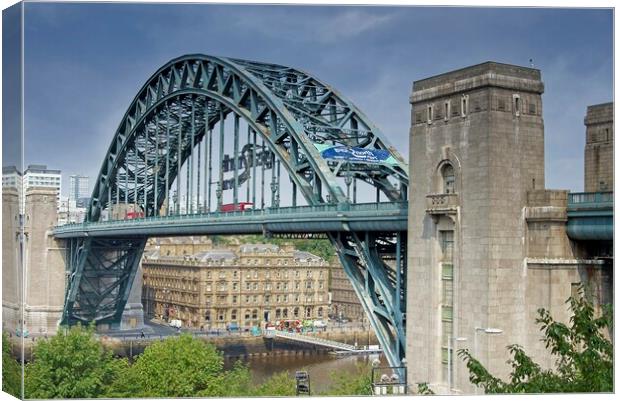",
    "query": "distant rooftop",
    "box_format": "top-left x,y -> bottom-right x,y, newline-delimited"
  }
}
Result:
25,164 -> 61,175
239,244 -> 280,253
194,250 -> 237,262
2,165 -> 21,175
